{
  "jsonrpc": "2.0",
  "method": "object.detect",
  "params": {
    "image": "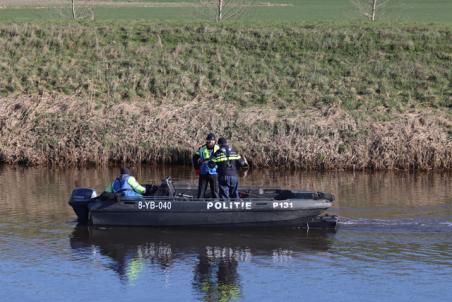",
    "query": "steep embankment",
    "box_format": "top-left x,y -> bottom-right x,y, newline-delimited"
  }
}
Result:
0,23 -> 451,169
